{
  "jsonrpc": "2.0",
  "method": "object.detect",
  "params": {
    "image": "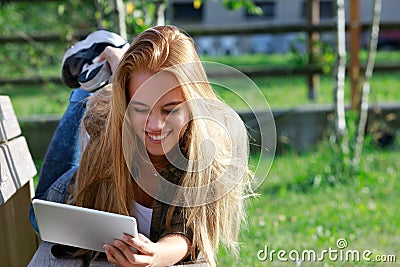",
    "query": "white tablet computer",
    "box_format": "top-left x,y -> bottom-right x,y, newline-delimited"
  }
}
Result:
32,199 -> 138,252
